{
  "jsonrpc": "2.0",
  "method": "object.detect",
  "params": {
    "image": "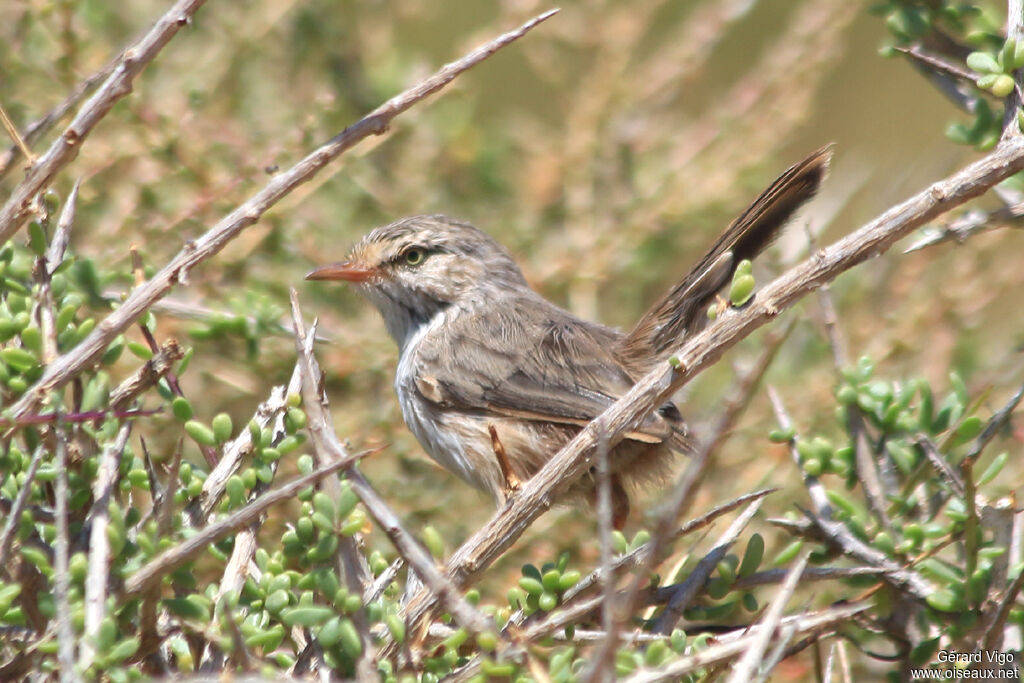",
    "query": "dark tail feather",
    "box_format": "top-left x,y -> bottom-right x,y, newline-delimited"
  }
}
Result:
621,146 -> 832,367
